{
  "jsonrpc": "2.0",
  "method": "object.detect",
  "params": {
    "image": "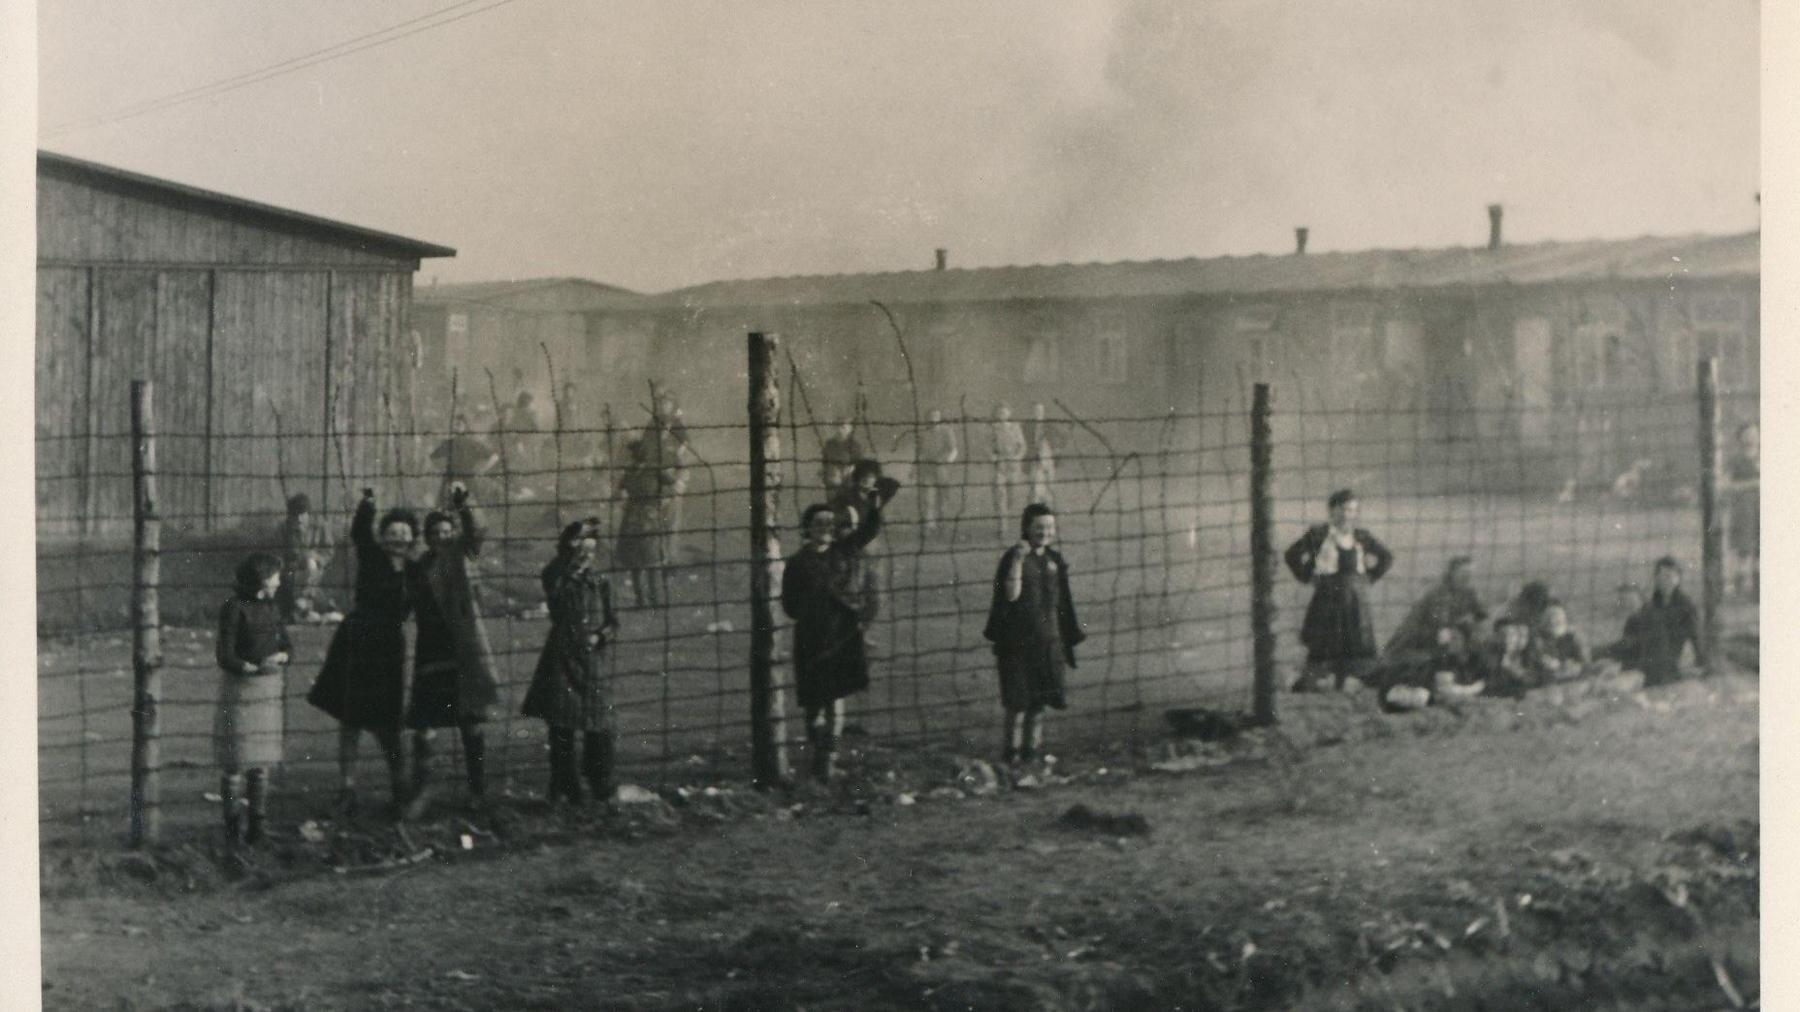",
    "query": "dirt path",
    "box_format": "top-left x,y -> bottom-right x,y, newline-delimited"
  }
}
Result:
42,678 -> 1757,1010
